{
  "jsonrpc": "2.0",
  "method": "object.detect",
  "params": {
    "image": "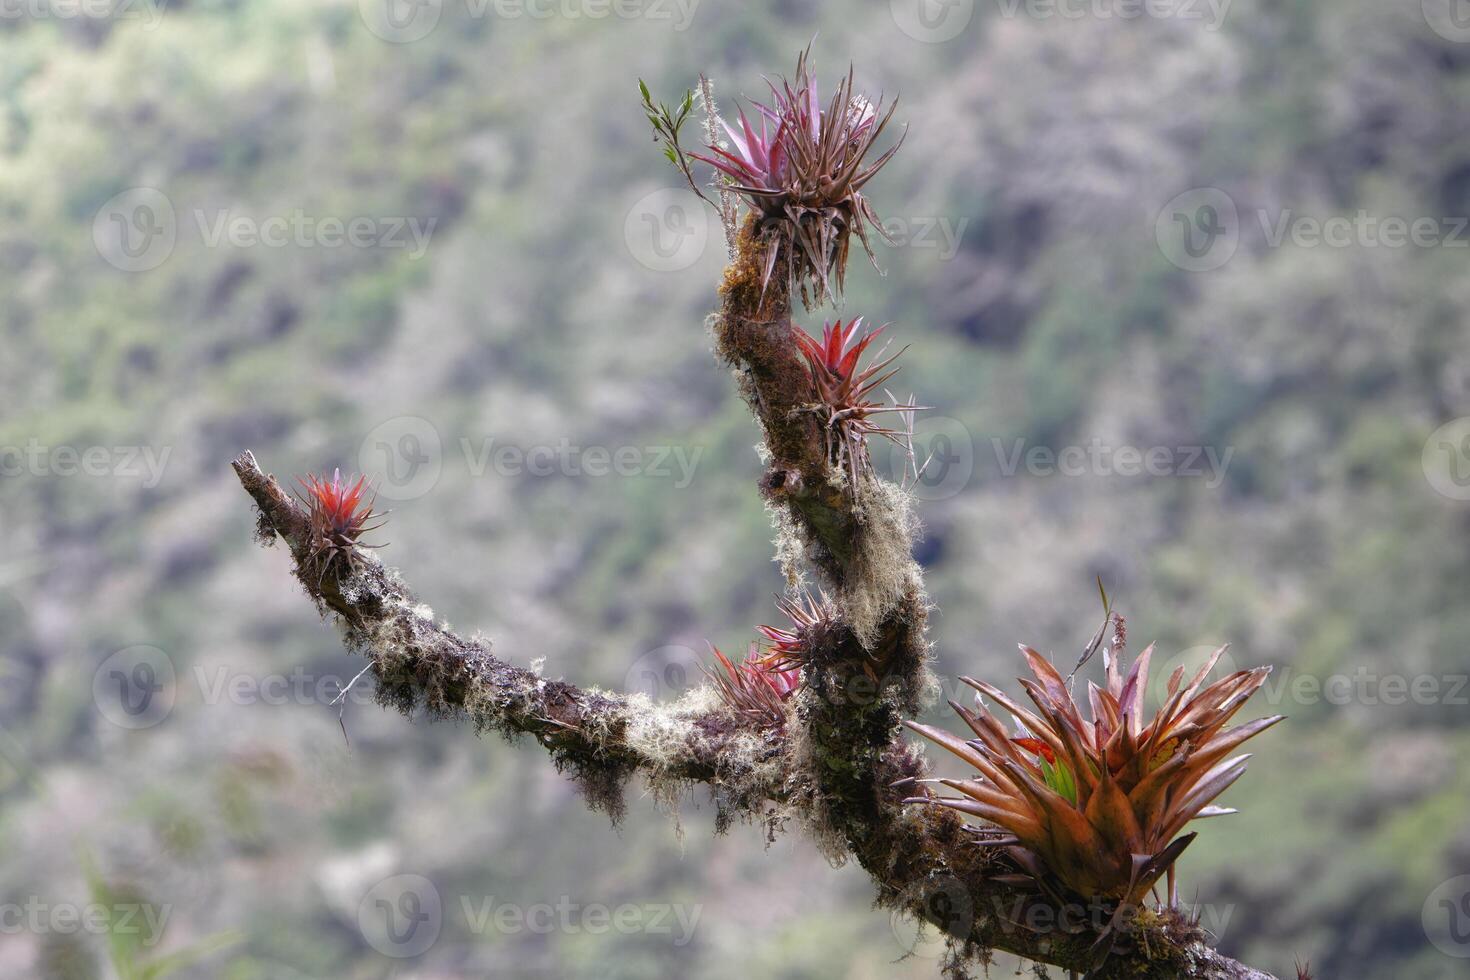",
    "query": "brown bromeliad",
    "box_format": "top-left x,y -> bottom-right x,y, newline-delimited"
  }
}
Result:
904,638 -> 1283,913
